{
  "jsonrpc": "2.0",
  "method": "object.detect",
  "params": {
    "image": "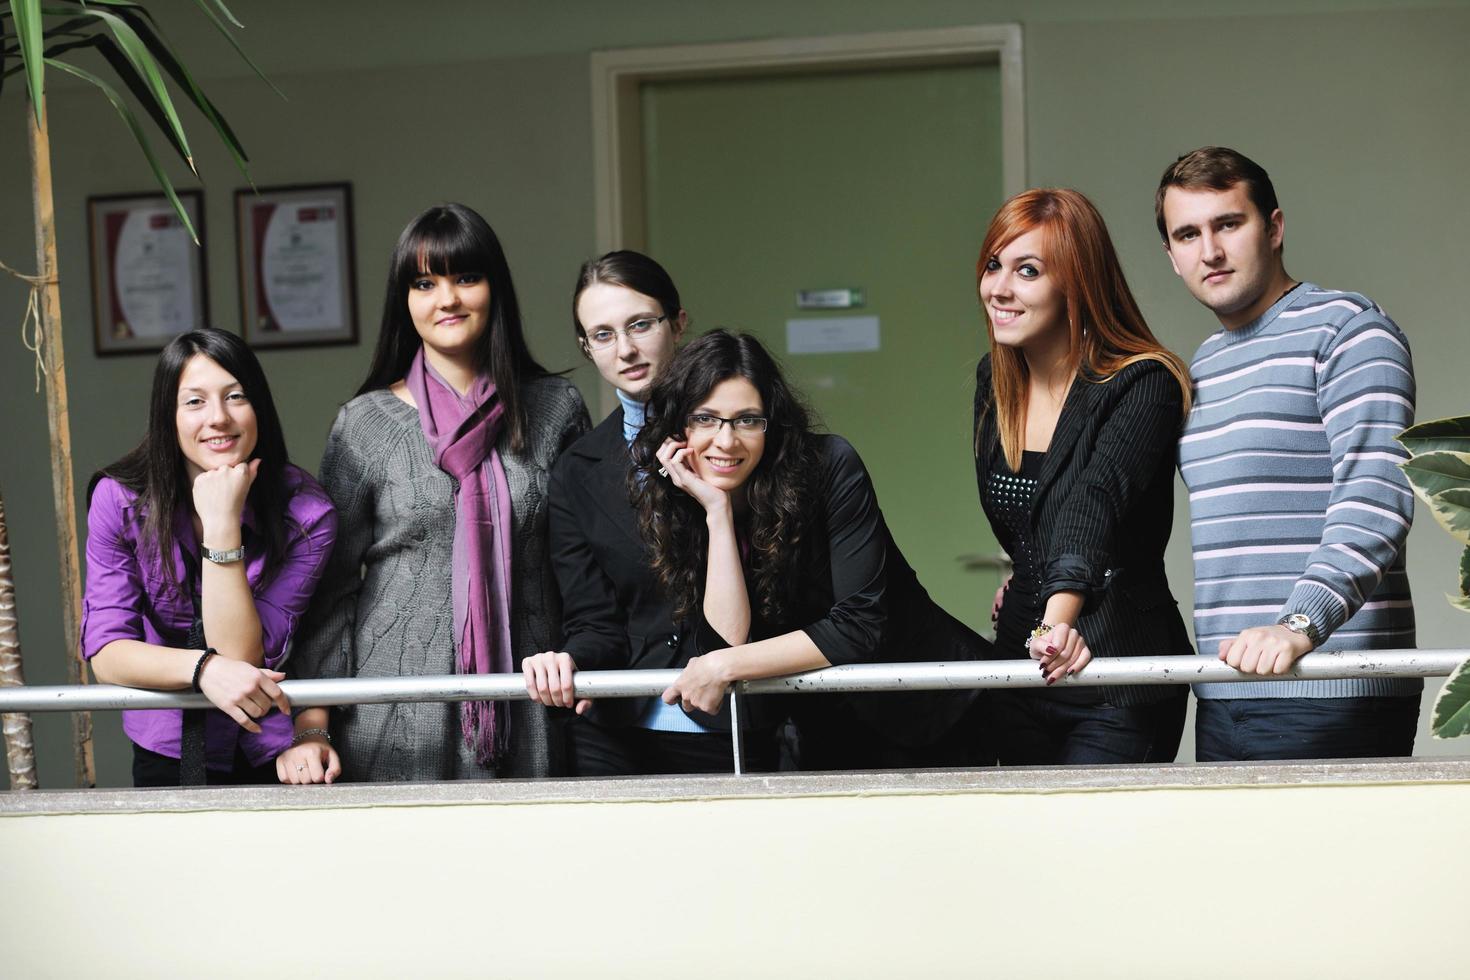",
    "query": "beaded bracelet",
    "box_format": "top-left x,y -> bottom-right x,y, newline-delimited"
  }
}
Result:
291,727 -> 332,746
190,648 -> 217,693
